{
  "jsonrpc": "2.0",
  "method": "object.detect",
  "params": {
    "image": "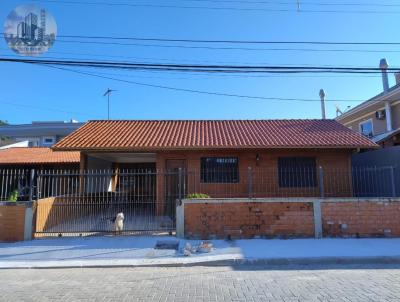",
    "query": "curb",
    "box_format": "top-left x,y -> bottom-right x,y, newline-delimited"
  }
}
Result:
2,256 -> 400,269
